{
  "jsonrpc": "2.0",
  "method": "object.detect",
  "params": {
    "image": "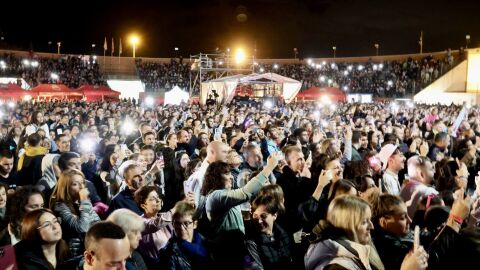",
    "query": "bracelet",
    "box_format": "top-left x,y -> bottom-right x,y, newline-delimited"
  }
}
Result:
449,214 -> 464,224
